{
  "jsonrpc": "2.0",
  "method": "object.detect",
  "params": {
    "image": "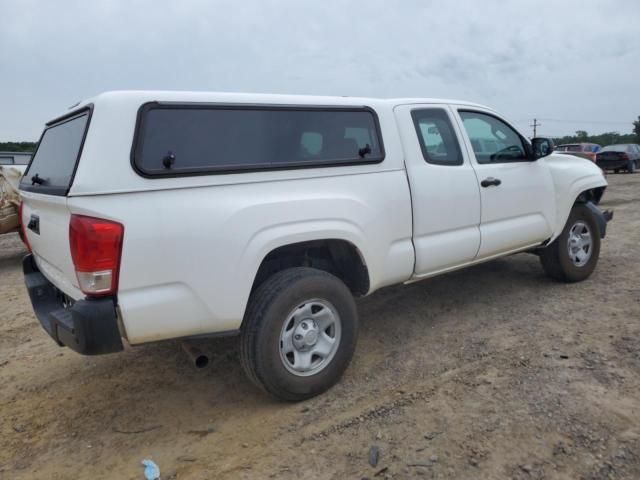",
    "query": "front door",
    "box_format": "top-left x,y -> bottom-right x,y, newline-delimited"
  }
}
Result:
453,109 -> 556,259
